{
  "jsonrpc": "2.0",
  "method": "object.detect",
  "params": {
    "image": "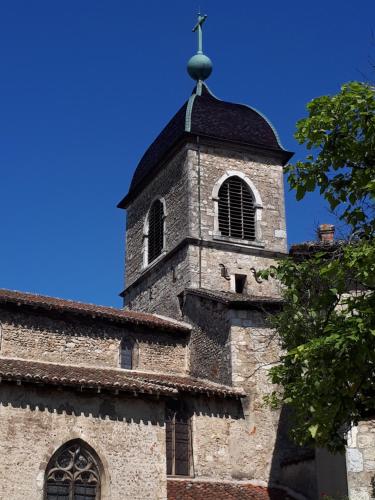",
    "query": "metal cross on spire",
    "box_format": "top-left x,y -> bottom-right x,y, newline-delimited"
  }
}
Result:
187,12 -> 212,83
192,13 -> 207,55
